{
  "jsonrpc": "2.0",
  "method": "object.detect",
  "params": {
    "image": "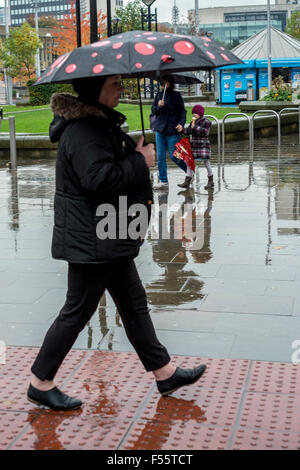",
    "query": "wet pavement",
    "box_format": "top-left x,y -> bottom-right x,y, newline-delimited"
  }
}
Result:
1,134 -> 300,449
